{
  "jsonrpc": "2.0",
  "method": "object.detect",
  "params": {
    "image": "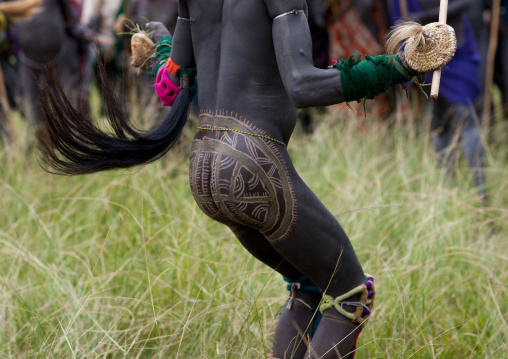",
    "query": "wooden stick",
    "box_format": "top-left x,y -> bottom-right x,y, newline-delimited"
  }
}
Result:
482,0 -> 501,133
399,0 -> 409,20
430,0 -> 449,100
